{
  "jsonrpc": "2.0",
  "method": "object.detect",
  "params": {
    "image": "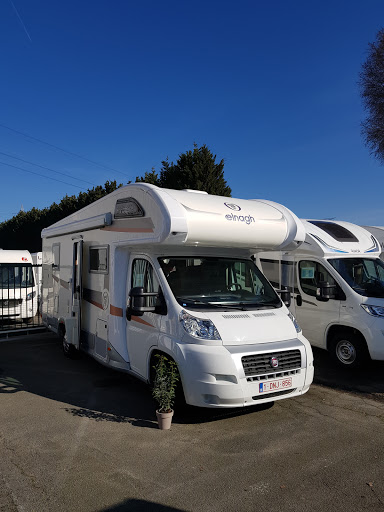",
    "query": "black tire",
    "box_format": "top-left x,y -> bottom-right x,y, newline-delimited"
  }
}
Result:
59,325 -> 79,359
329,331 -> 369,369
